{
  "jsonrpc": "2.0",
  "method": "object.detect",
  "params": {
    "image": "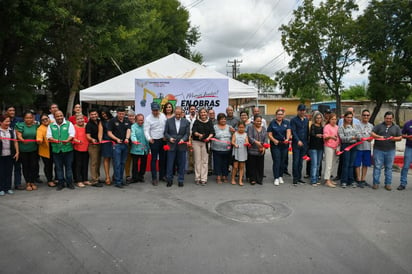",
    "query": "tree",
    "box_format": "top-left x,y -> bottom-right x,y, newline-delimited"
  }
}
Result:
278,0 -> 359,116
0,0 -> 55,108
237,73 -> 276,93
341,84 -> 367,100
355,0 -> 412,124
